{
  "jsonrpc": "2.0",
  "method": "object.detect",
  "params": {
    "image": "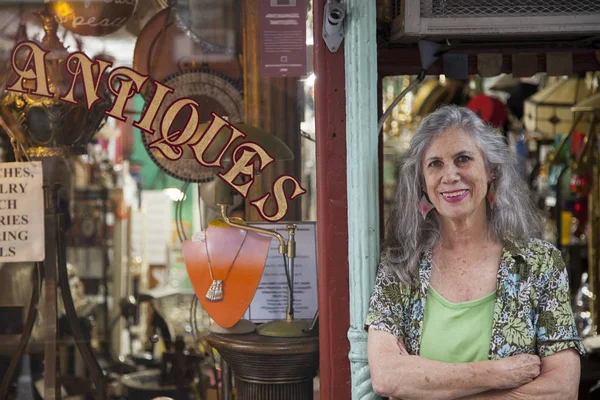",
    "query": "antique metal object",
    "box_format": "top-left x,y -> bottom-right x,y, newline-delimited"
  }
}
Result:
217,204 -> 312,338
140,287 -> 211,337
207,332 -> 319,400
0,11 -> 110,159
322,1 -> 346,53
205,280 -> 224,302
524,77 -> 592,140
203,226 -> 249,302
121,369 -> 186,400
